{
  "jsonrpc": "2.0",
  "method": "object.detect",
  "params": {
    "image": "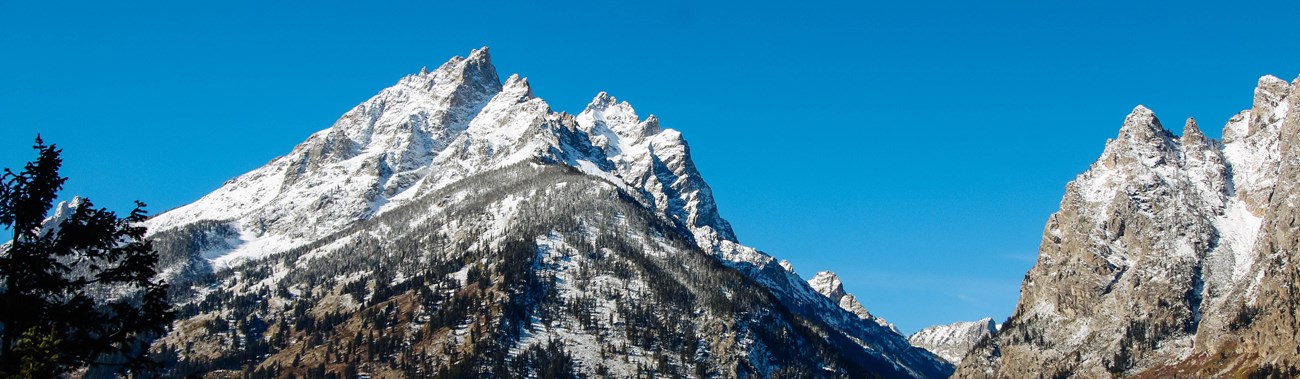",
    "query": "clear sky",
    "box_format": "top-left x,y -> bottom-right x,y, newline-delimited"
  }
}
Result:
3,1 -> 1299,334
